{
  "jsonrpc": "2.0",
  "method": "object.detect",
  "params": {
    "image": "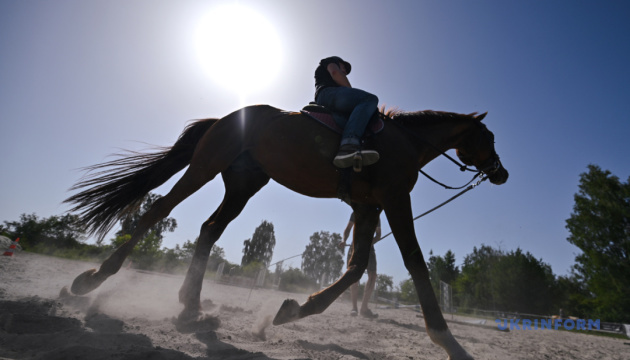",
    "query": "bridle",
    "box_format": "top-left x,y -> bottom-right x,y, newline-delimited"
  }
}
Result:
388,114 -> 502,190
374,115 -> 503,241
455,122 -> 502,174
